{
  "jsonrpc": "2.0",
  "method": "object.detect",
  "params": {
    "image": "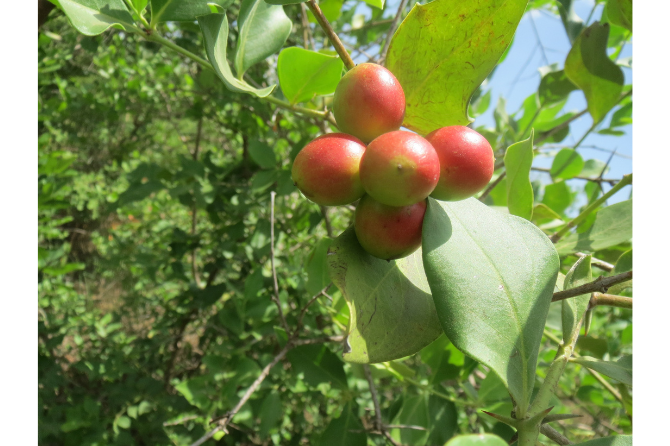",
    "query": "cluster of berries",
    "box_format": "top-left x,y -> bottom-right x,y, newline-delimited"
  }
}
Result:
291,63 -> 495,260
